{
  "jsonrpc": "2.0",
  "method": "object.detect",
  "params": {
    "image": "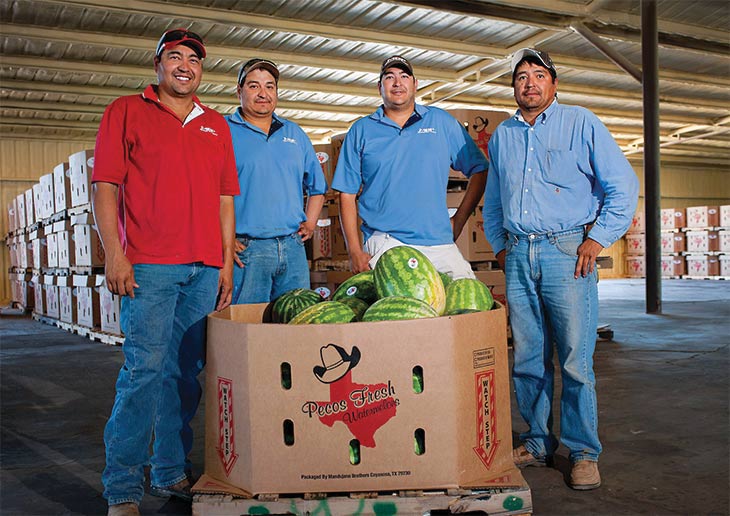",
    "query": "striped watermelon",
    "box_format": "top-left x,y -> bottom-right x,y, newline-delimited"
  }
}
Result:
373,246 -> 446,314
288,301 -> 357,325
361,296 -> 438,322
439,272 -> 453,289
272,288 -> 323,323
444,278 -> 494,315
332,270 -> 378,305
337,296 -> 370,321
